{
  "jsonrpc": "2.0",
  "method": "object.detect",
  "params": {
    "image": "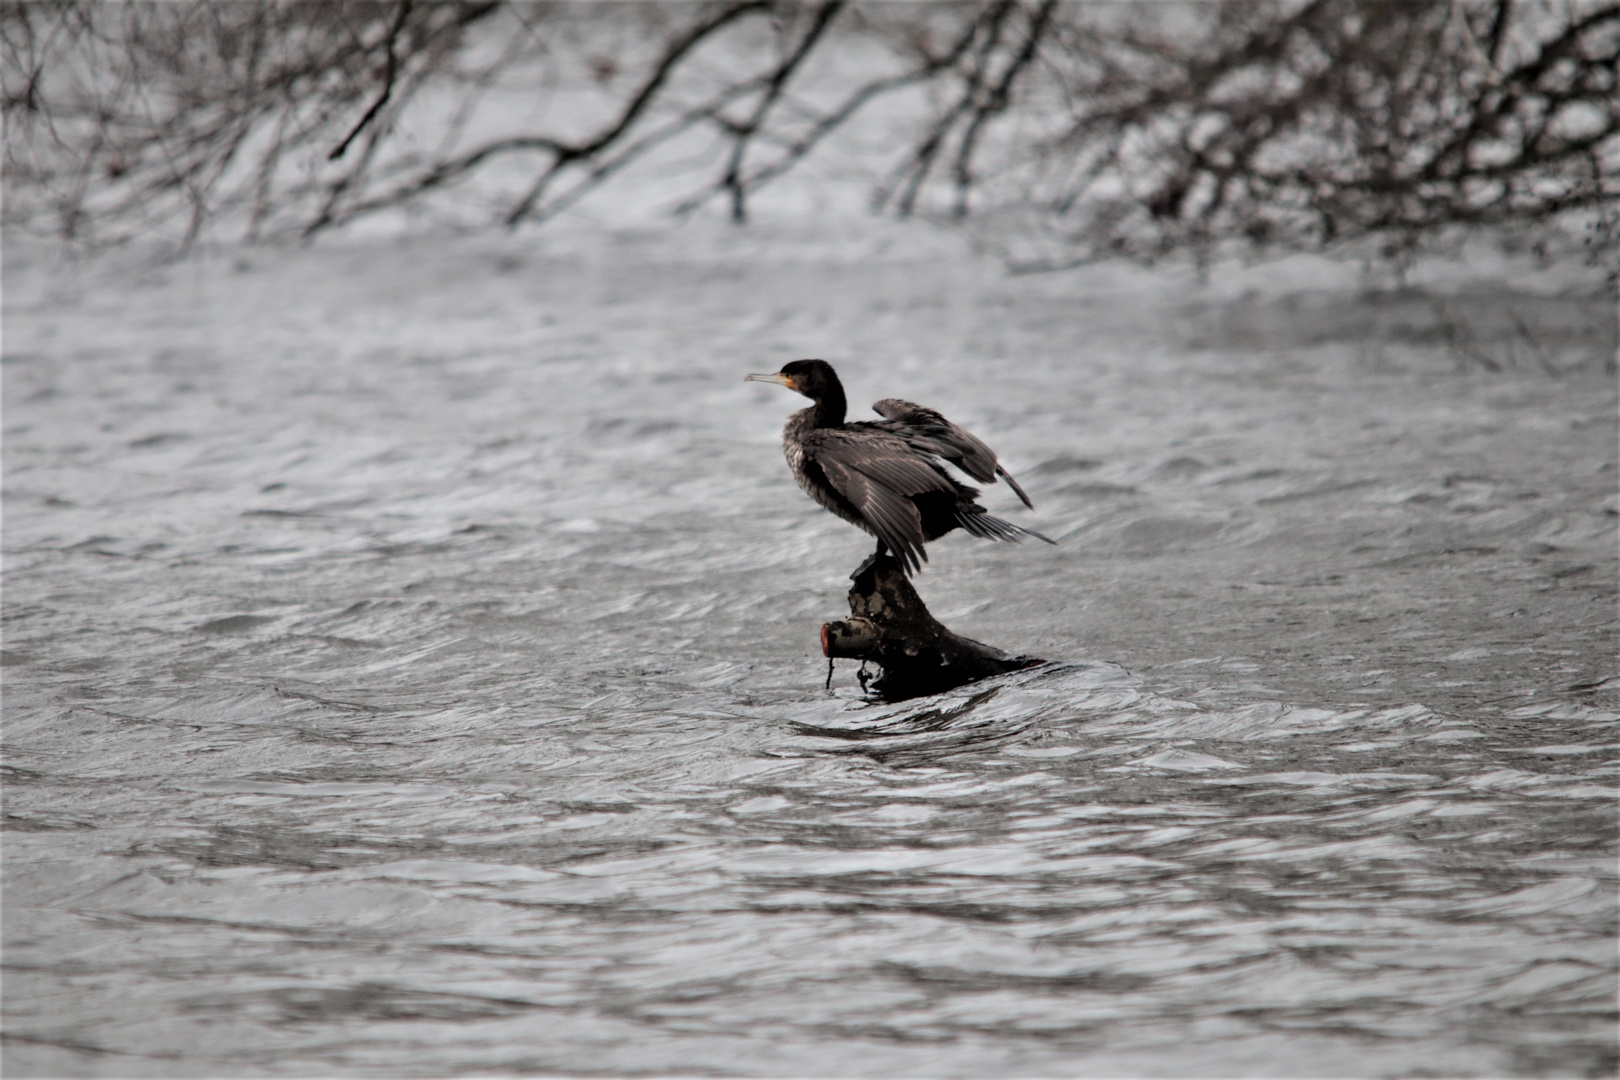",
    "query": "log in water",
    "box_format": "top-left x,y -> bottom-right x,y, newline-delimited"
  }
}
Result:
822,555 -> 1042,700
